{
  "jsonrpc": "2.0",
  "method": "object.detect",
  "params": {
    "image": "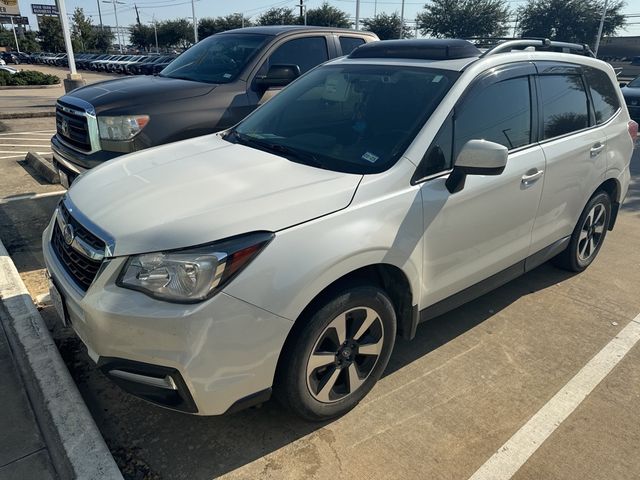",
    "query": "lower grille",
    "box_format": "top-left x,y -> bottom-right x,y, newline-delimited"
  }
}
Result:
51,205 -> 105,291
